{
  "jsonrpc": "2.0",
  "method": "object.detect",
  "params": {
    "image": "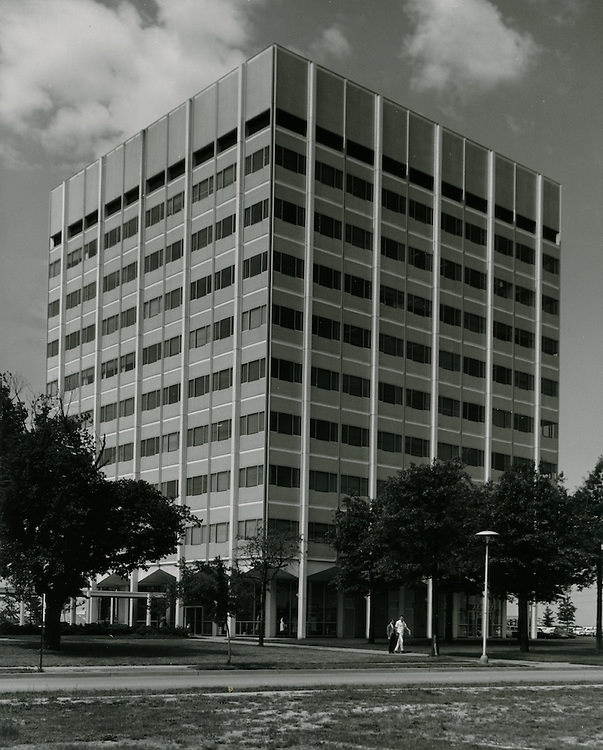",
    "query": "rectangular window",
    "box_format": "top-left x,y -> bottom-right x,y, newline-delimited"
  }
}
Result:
311,366 -> 339,391
241,357 -> 266,383
217,128 -> 237,152
64,372 -> 80,391
314,212 -> 342,239
273,304 -> 303,331
101,358 -> 118,379
313,263 -> 341,290
190,273 -> 212,301
164,287 -> 182,311
274,197 -> 305,226
543,254 -> 560,275
187,475 -> 208,496
492,452 -> 511,472
379,333 -> 404,357
343,323 -> 371,348
463,401 -> 485,422
122,217 -> 138,240
493,320 -> 512,342
84,238 -> 97,260
542,295 -> 559,315
274,250 -> 304,278
341,424 -> 369,447
315,160 -> 343,189
163,383 -> 181,405
122,261 -> 137,284
213,315 -> 234,341
493,364 -> 513,385
464,267 -> 487,290
215,214 -> 236,240
212,367 -> 233,391
211,419 -> 232,442
441,212 -> 463,236
516,242 -> 535,265
105,196 -> 121,218
49,258 -> 61,278
242,304 -> 267,331
492,409 -> 512,428
193,142 -> 214,167
119,397 -> 134,417
383,154 -> 406,179
381,235 -> 405,262
81,367 -> 94,387
188,374 -> 211,398
541,419 -> 558,439
166,192 -> 184,217
140,436 -> 160,457
542,336 -> 558,356
515,328 -> 535,349
438,442 -> 459,460
494,234 -> 514,256
378,381 -> 403,405
494,278 -> 513,299
377,431 -> 403,453
463,356 -> 486,378
243,251 -> 268,279
342,374 -> 370,398
142,342 -> 162,365
514,413 -> 534,433
245,145 -> 270,175
340,474 -> 369,497
310,418 -> 338,442
405,436 -> 430,457
408,199 -> 433,225
100,402 -> 117,423
165,335 -> 181,357
192,175 -> 214,203
438,396 -> 460,418
214,265 -> 235,291
142,389 -> 161,411
143,296 -> 162,320
380,285 -> 404,309
408,246 -> 433,272
161,432 -> 180,453
48,299 -> 60,318
271,411 -> 302,436
145,203 -> 165,228
344,273 -> 372,299
309,471 -> 338,493
239,465 -> 264,488
515,286 -> 535,307
124,187 -> 139,206
514,370 -> 534,391
541,377 -> 558,398
347,173 -> 373,202
240,411 -> 265,436
66,247 -> 82,269
274,144 -> 304,174
406,341 -> 431,364
381,187 -> 405,214
187,424 -> 209,447
269,465 -> 300,488
439,349 -> 460,372
441,258 -> 462,281
82,281 -> 96,302
244,198 -> 269,227
145,249 -> 164,274
315,125 -> 343,151
465,222 -> 486,246
464,311 -> 486,334
407,293 -> 432,318
119,352 -> 135,372
166,239 -> 183,264
103,269 -> 120,293
406,389 -> 430,411
191,225 -> 213,252
345,223 -> 372,251
47,339 -> 59,358
146,171 -> 166,193
82,323 -> 95,344
271,358 -> 302,383
189,324 -> 211,349
66,289 -> 82,309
